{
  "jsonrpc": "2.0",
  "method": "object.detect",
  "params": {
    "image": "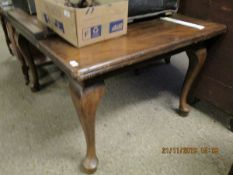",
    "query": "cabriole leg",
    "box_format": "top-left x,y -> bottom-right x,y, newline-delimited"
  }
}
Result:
69,79 -> 105,174
179,48 -> 207,116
